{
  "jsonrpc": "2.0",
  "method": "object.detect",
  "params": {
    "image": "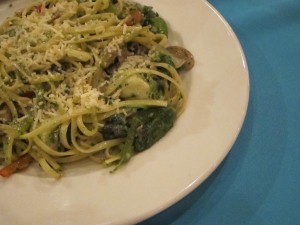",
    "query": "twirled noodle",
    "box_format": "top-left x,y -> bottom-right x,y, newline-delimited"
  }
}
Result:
0,0 -> 193,178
